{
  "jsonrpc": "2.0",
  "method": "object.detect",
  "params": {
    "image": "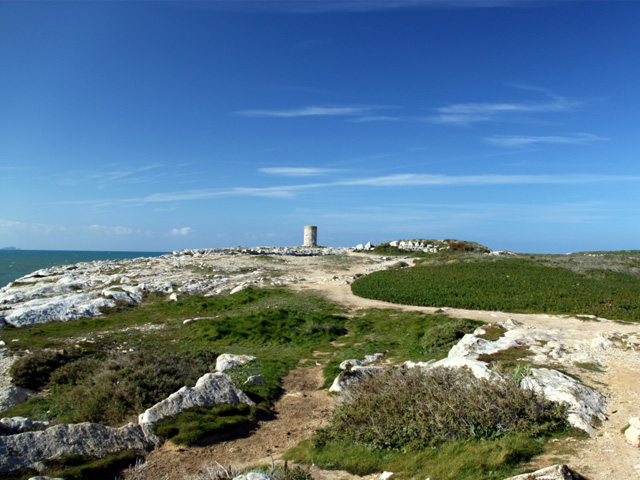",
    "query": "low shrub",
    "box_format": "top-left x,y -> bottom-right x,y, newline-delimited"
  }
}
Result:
10,350 -> 72,390
50,351 -> 216,425
314,367 -> 568,451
